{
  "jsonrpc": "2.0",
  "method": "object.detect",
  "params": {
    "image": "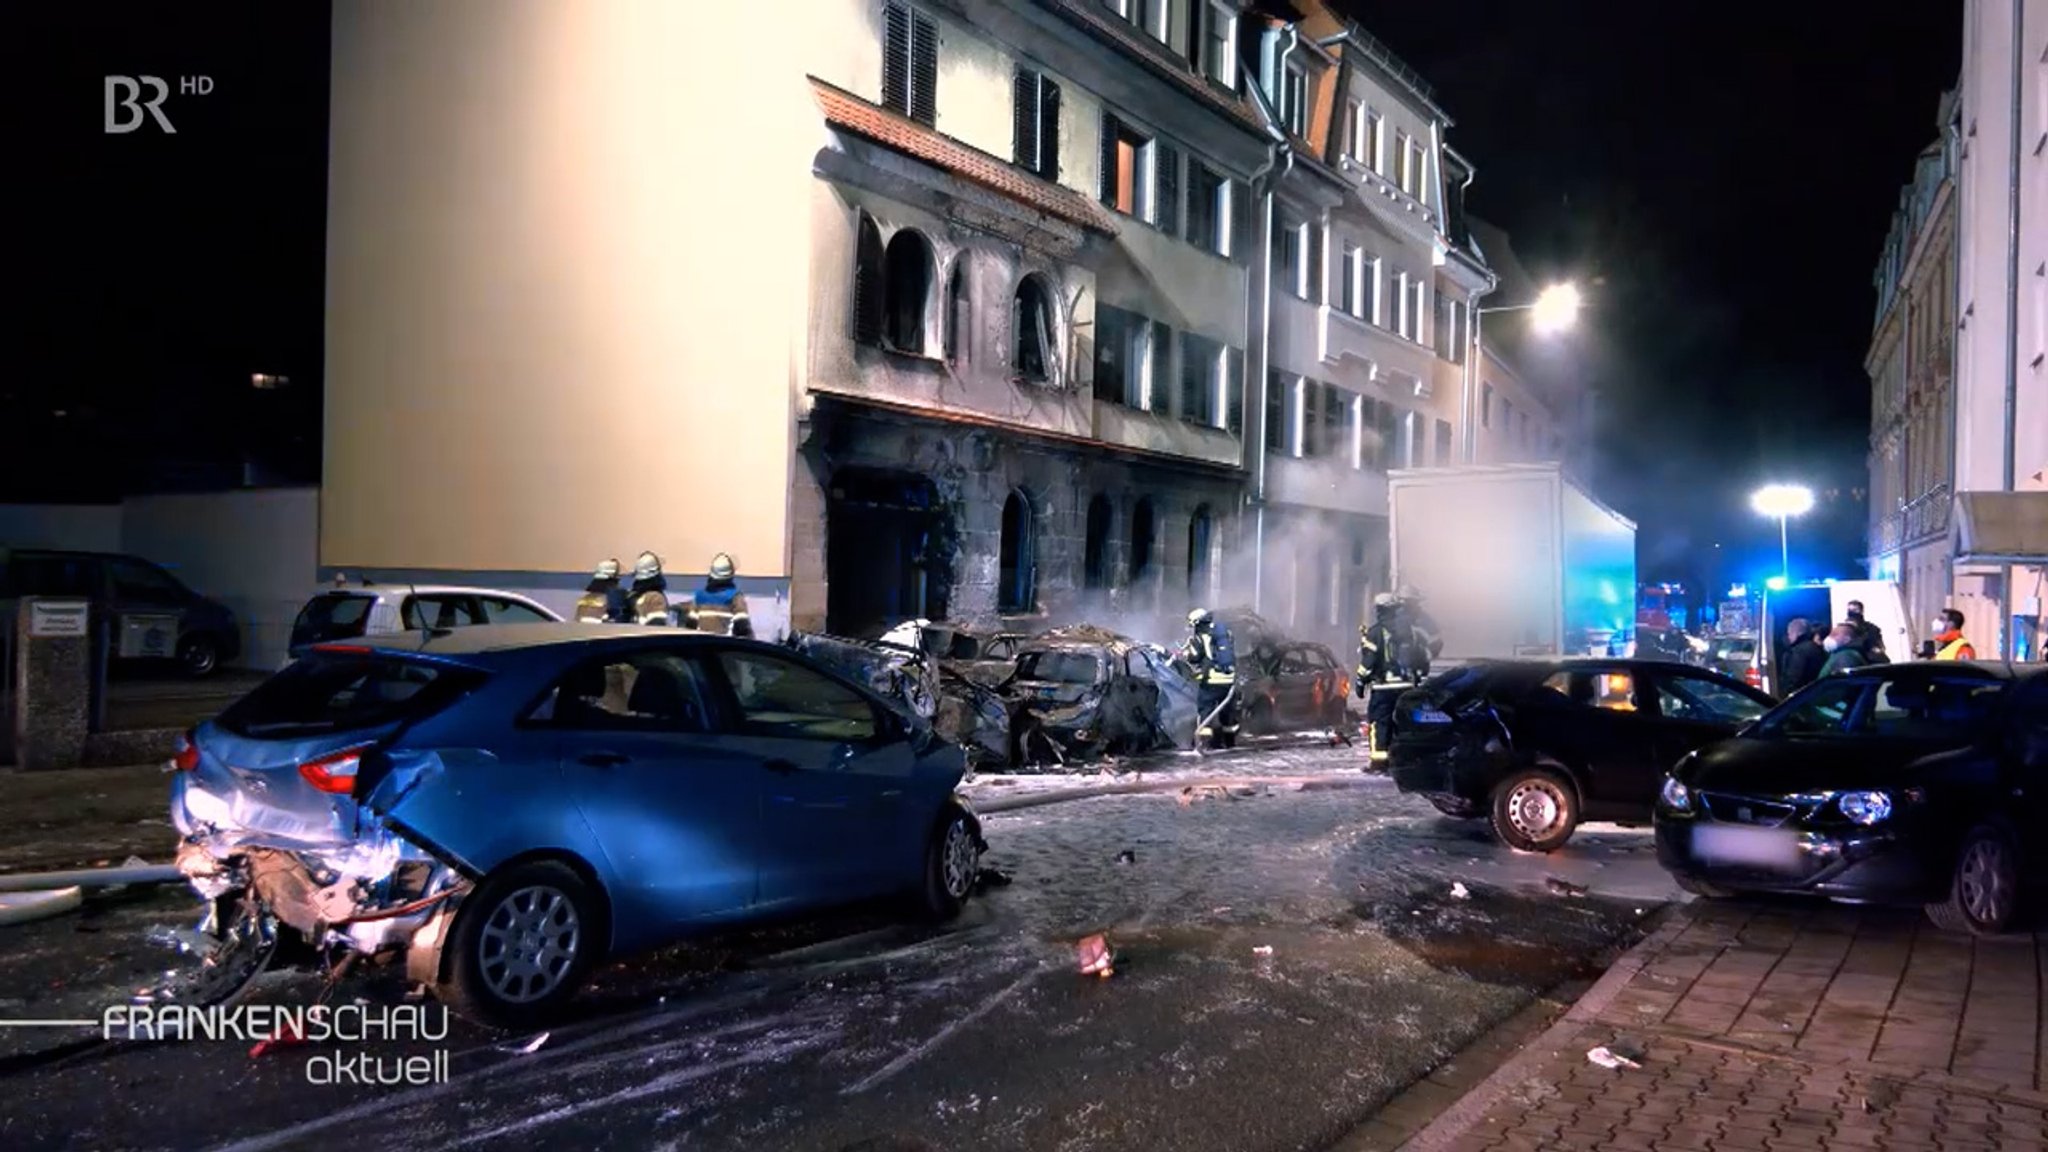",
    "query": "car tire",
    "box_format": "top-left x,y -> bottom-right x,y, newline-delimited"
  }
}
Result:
1428,795 -> 1481,819
1925,826 -> 2020,936
1675,875 -> 1735,899
920,804 -> 980,921
178,634 -> 220,678
1488,767 -> 1580,853
438,860 -> 604,1030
